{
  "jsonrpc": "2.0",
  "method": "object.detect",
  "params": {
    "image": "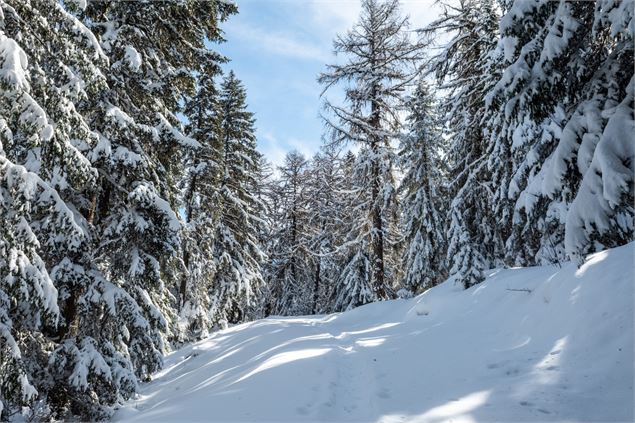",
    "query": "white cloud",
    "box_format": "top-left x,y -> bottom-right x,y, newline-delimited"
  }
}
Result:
258,131 -> 320,169
260,131 -> 289,168
226,21 -> 331,63
287,137 -> 320,160
304,0 -> 362,36
304,0 -> 441,40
